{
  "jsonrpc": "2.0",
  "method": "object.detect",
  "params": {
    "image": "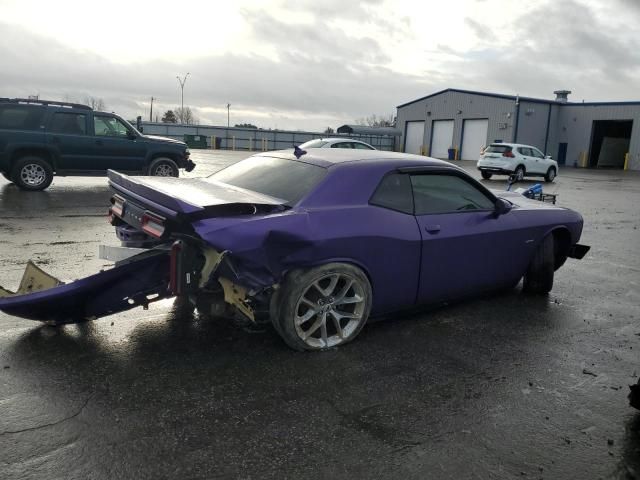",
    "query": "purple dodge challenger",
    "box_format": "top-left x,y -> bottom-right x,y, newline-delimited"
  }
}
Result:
0,149 -> 589,350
